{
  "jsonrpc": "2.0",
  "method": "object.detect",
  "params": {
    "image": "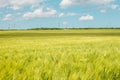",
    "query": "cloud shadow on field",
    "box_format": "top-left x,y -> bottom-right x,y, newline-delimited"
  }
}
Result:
0,32 -> 120,38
